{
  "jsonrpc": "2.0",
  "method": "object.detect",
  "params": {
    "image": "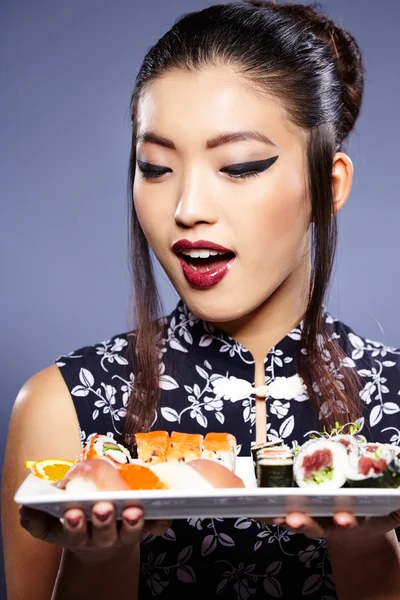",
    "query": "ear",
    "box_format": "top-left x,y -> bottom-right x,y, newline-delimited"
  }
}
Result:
332,152 -> 353,213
